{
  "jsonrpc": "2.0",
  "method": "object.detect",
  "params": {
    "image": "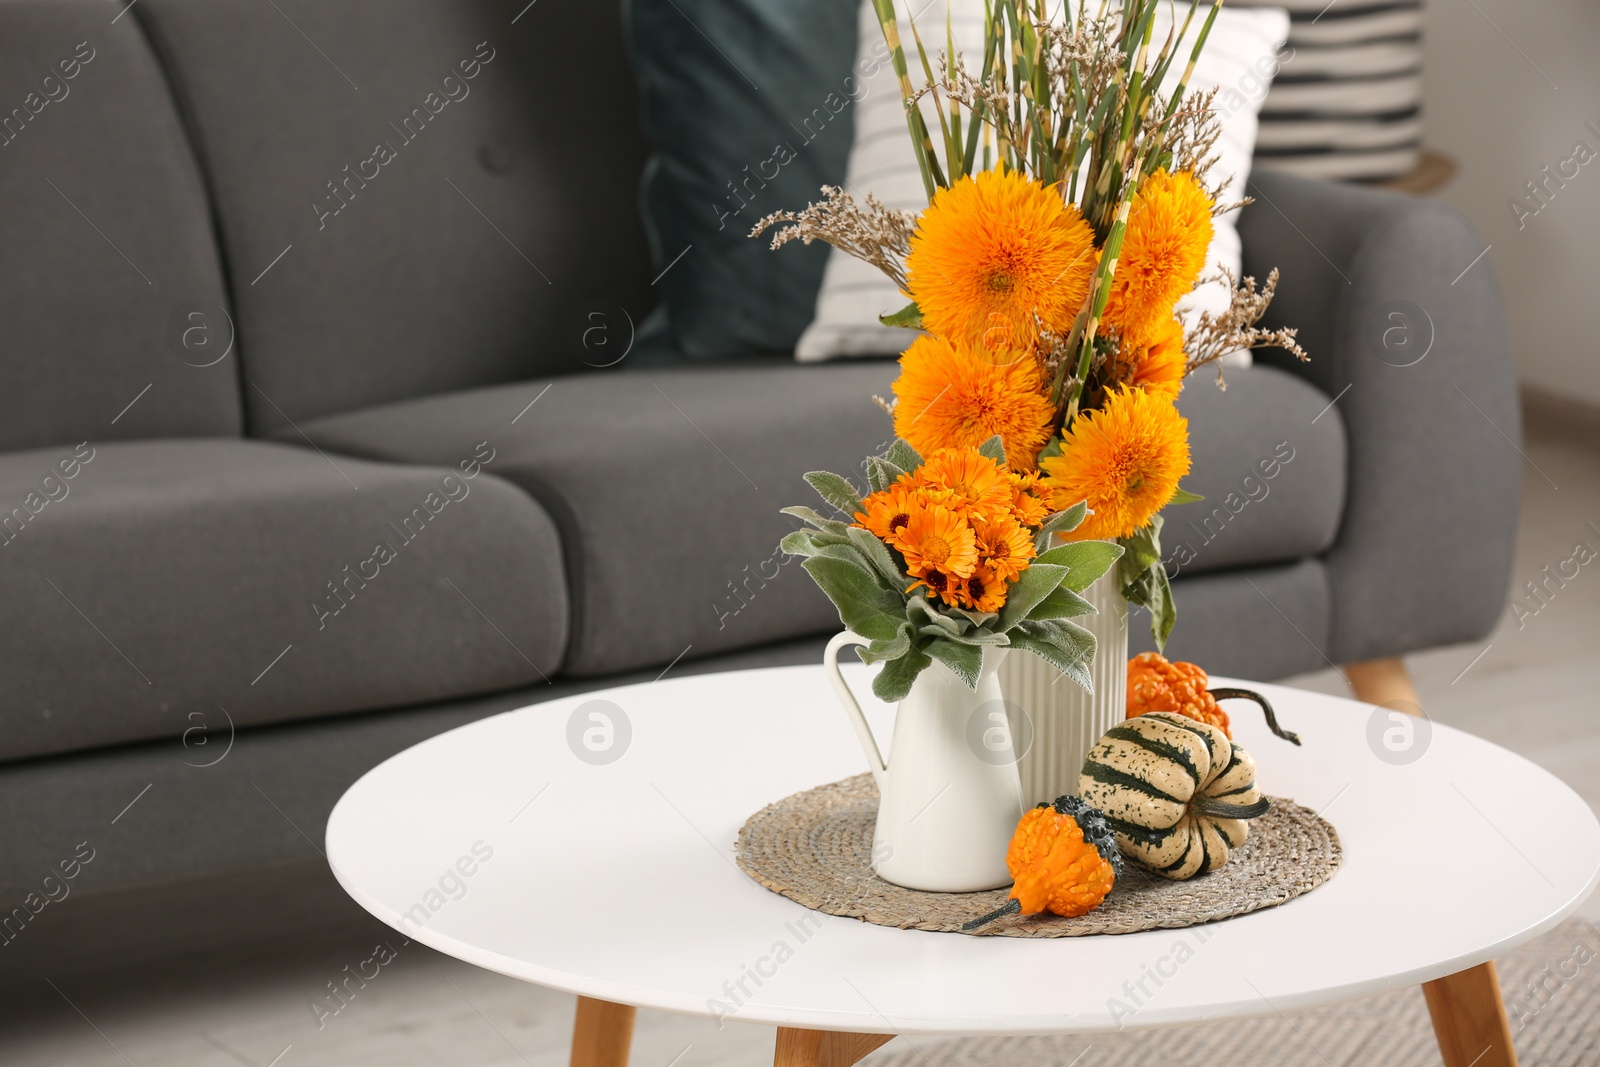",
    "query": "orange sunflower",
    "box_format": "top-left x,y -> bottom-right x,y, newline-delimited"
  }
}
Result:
913,448 -> 1014,522
897,502 -> 979,603
1103,170 -> 1213,340
892,334 -> 1054,468
1040,387 -> 1191,541
1121,316 -> 1188,398
853,480 -> 917,542
906,168 -> 1097,352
